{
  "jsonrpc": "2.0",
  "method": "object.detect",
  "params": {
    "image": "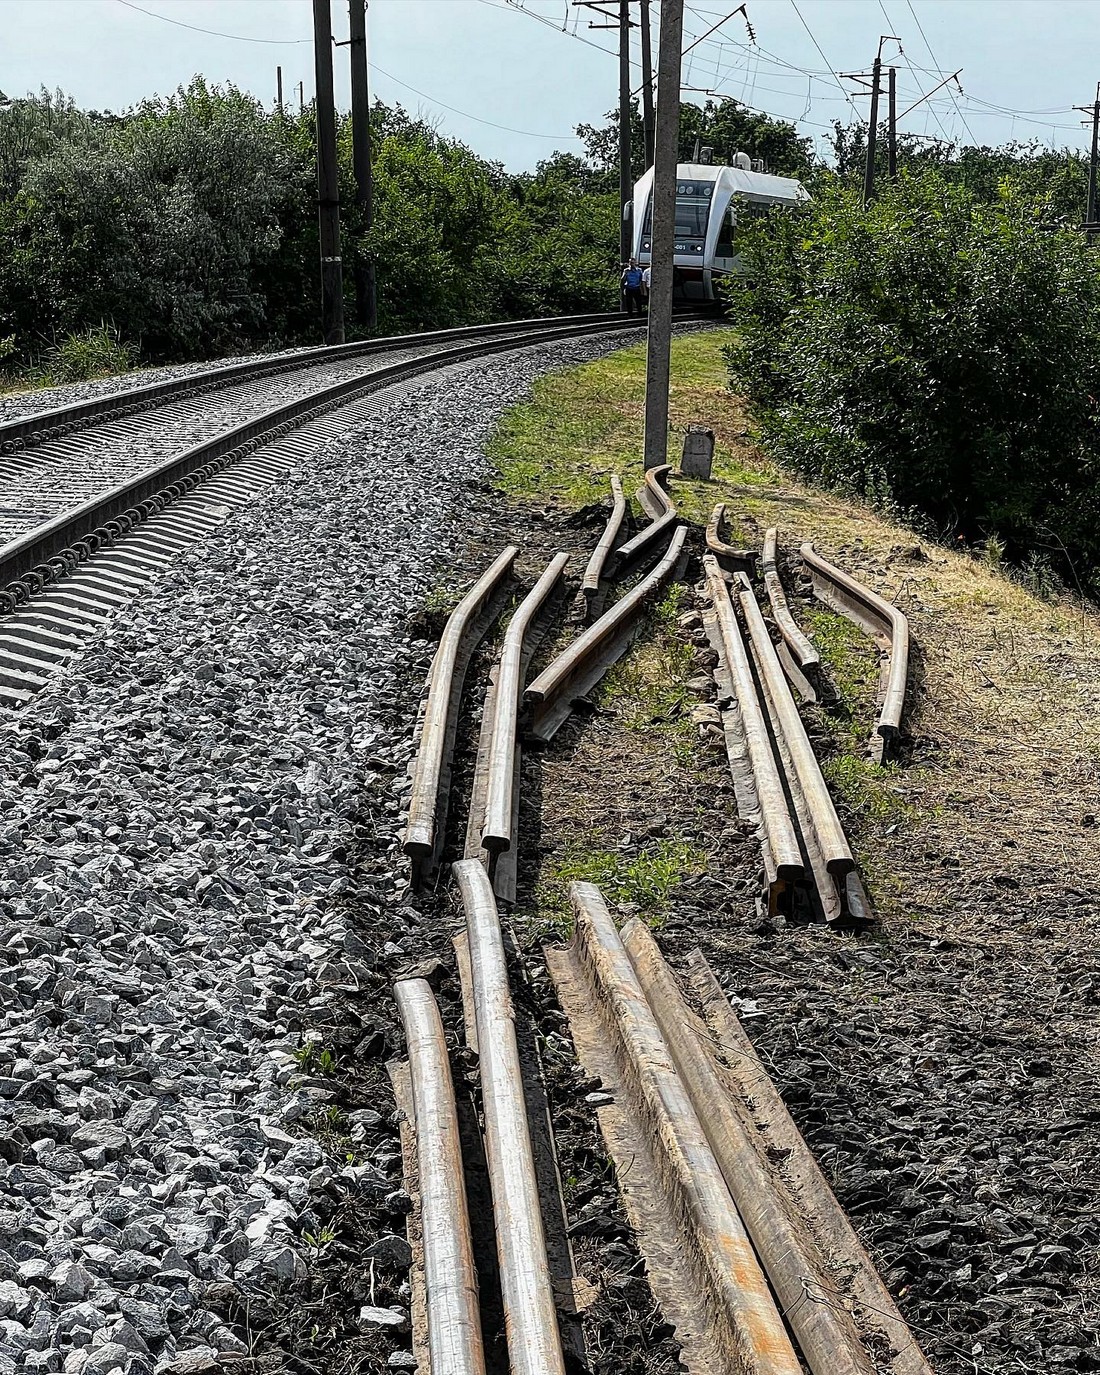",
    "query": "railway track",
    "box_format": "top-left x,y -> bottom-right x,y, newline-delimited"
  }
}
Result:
0,313 -> 654,706
394,467 -> 922,1372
